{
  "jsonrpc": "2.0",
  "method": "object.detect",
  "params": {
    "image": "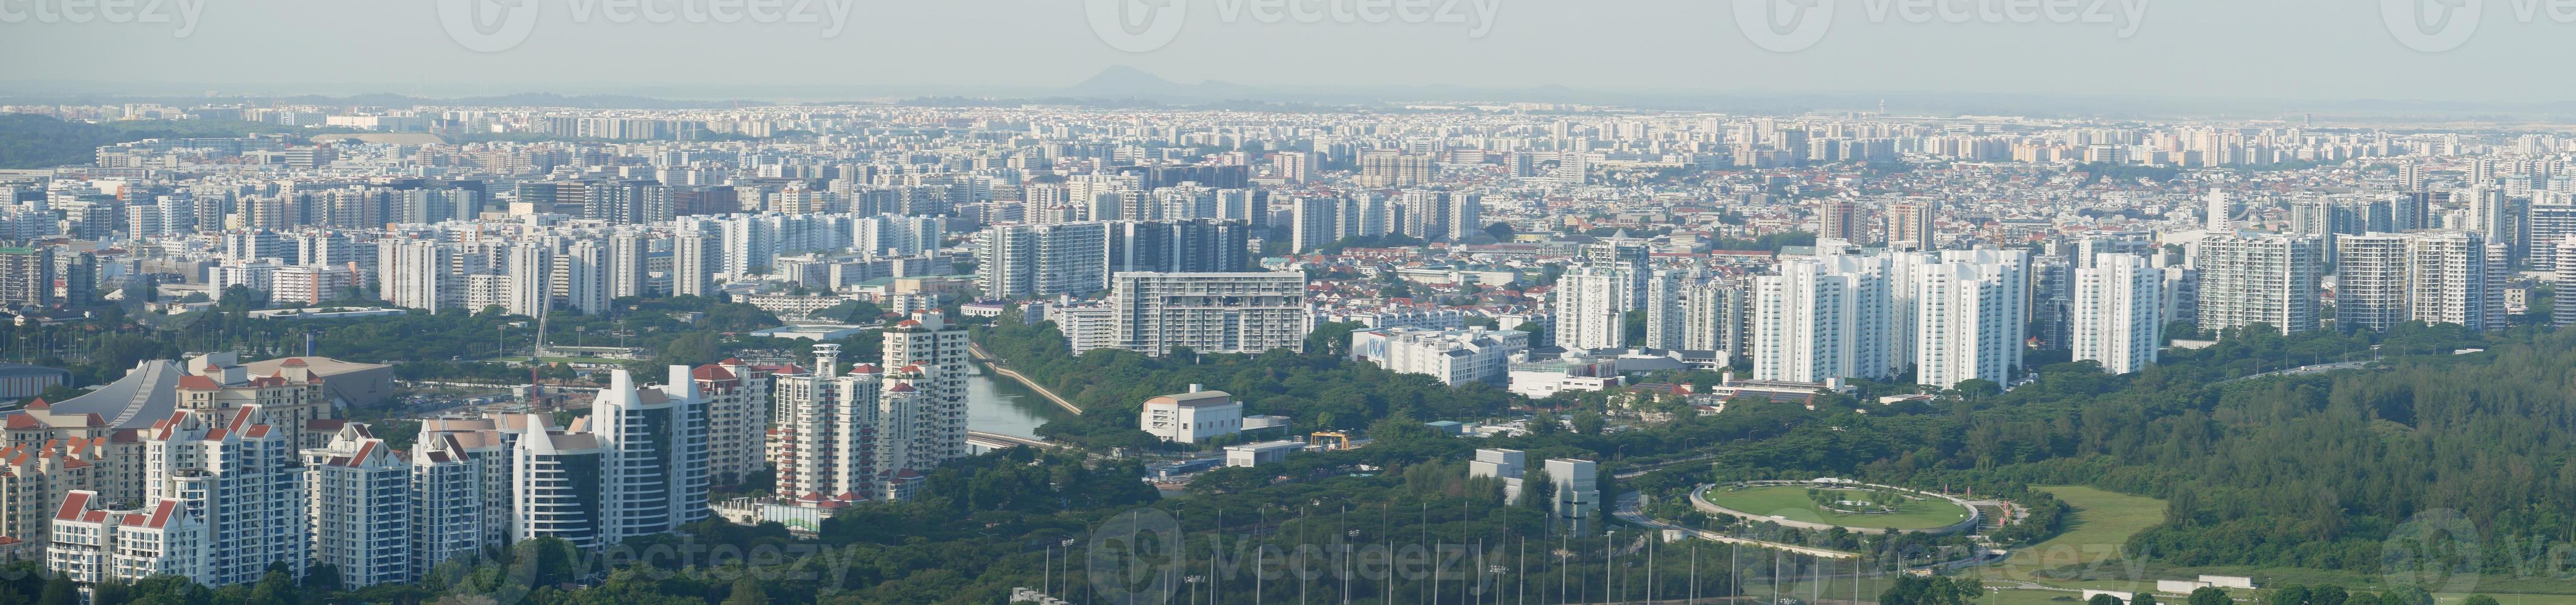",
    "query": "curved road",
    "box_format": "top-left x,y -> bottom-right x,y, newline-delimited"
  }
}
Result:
1612,491 -> 1861,559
